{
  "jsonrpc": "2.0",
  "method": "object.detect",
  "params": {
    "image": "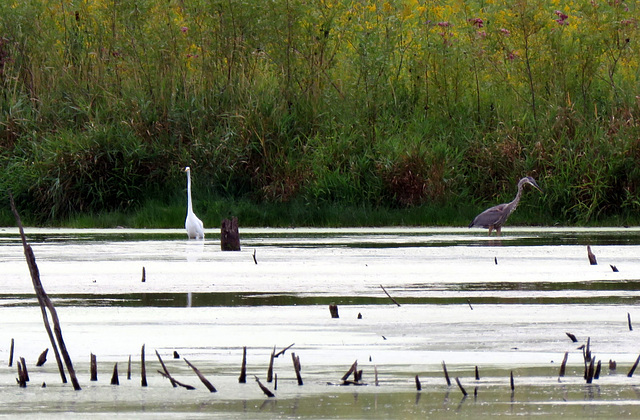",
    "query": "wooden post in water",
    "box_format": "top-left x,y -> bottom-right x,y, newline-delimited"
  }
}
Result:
292,352 -> 303,385
329,304 -> 339,318
442,361 -> 451,386
110,363 -> 119,385
36,349 -> 48,366
221,217 -> 241,251
9,193 -> 80,390
90,353 -> 97,381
